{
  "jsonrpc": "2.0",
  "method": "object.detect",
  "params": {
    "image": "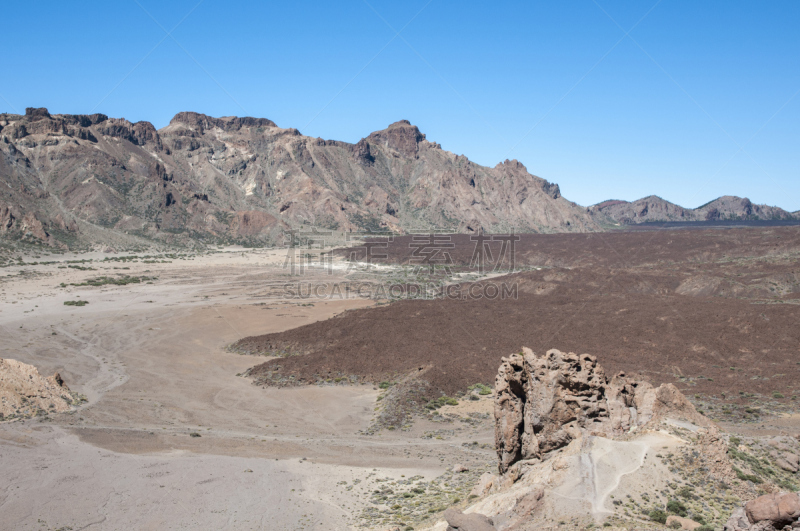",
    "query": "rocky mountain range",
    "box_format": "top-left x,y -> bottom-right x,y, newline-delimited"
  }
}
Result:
0,107 -> 795,249
0,107 -> 592,248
